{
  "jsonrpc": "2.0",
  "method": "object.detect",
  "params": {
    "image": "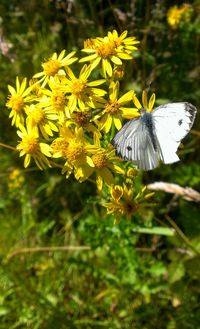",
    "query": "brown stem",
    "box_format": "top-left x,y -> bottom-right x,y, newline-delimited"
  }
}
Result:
7,245 -> 91,259
0,142 -> 16,151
